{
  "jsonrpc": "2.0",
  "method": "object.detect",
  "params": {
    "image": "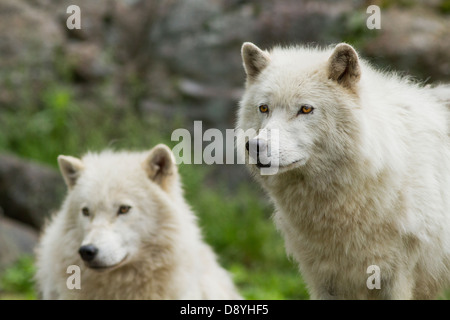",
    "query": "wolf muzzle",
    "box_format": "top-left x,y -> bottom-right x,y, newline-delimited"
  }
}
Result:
246,139 -> 271,168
